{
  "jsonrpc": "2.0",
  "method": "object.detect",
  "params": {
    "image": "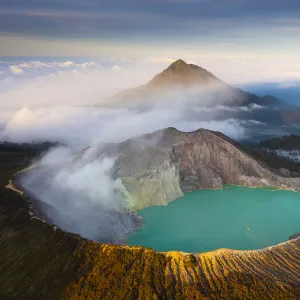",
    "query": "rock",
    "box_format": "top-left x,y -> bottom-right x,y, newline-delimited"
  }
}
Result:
280,168 -> 291,177
289,233 -> 300,240
94,128 -> 300,210
291,171 -> 300,177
